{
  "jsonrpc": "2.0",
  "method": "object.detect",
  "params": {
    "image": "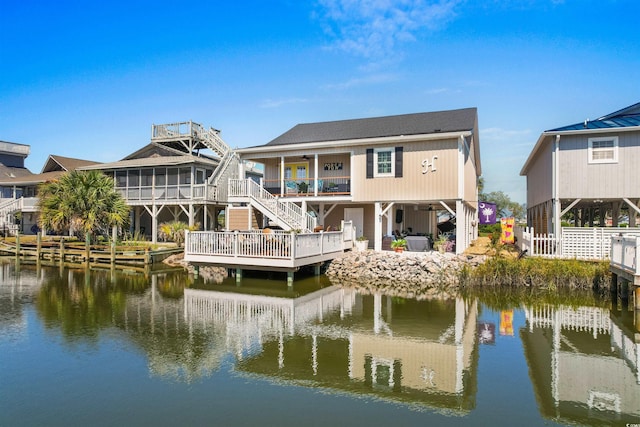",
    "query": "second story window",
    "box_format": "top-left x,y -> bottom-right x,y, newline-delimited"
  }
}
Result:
588,136 -> 618,164
374,148 -> 394,177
